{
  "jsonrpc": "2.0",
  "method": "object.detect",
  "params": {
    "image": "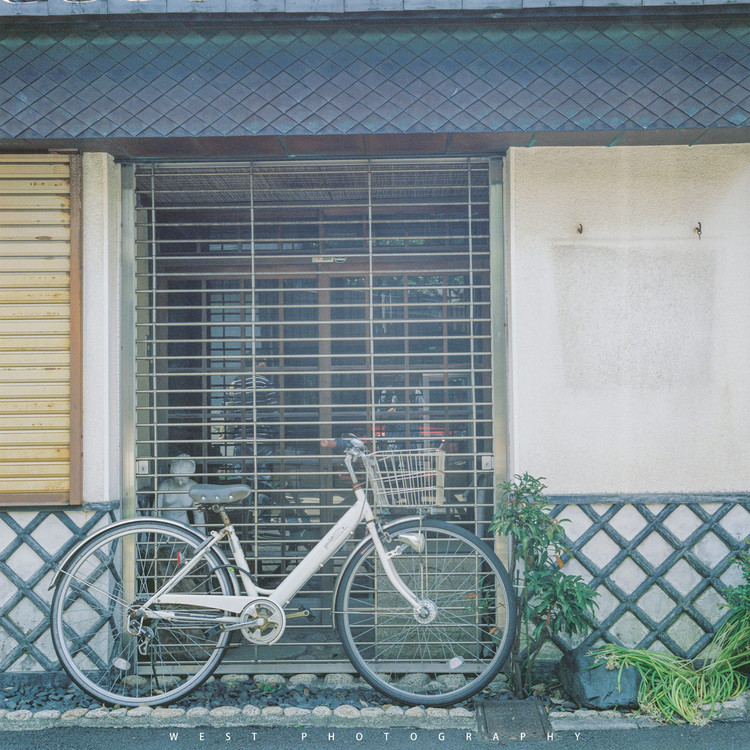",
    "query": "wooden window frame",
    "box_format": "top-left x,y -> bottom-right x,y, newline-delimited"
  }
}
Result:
0,154 -> 83,507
